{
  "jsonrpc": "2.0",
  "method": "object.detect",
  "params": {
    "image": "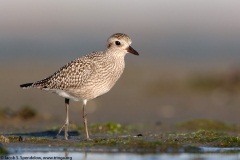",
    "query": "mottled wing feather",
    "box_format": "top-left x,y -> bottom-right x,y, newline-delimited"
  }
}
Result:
33,53 -> 98,90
